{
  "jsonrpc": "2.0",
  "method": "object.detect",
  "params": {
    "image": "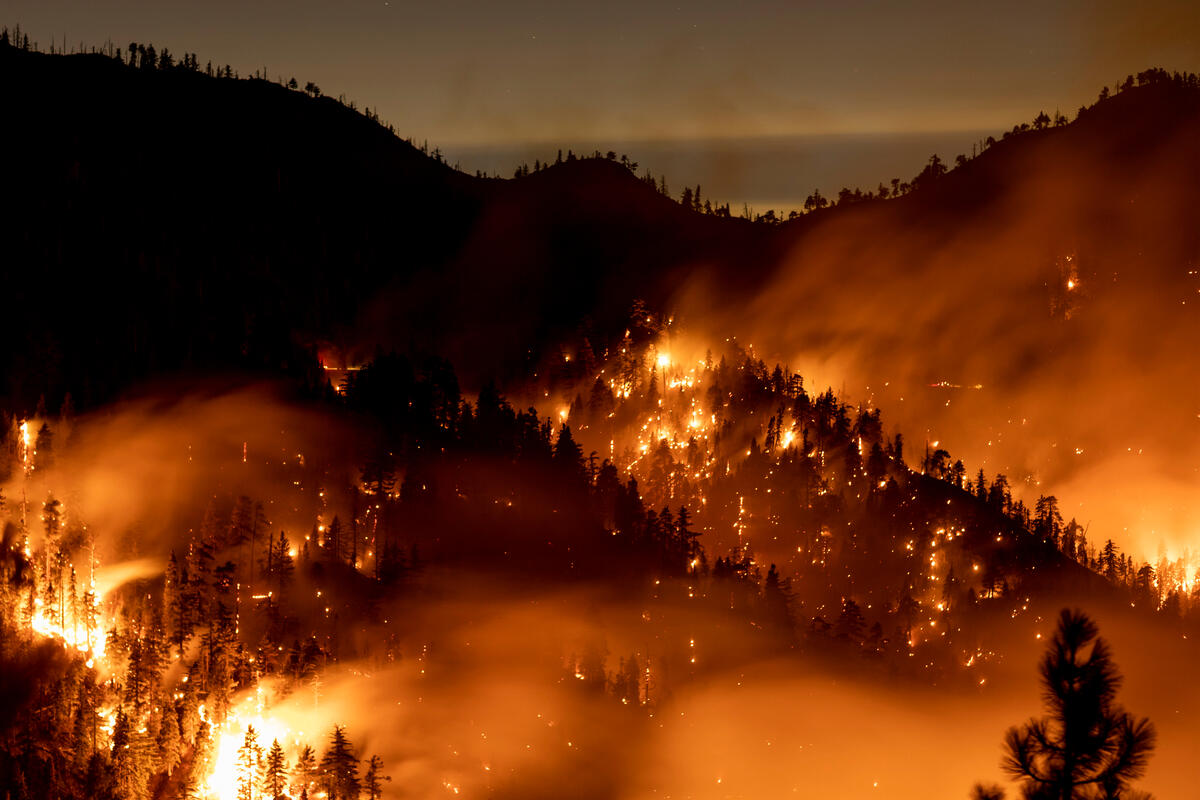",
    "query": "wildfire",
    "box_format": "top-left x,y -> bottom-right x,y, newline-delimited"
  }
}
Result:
30,591 -> 107,662
19,419 -> 34,474
205,689 -> 302,800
